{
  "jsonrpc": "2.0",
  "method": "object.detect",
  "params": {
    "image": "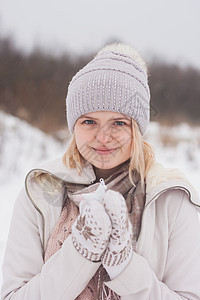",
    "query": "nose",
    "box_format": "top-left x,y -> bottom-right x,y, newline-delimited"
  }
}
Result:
95,126 -> 113,144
